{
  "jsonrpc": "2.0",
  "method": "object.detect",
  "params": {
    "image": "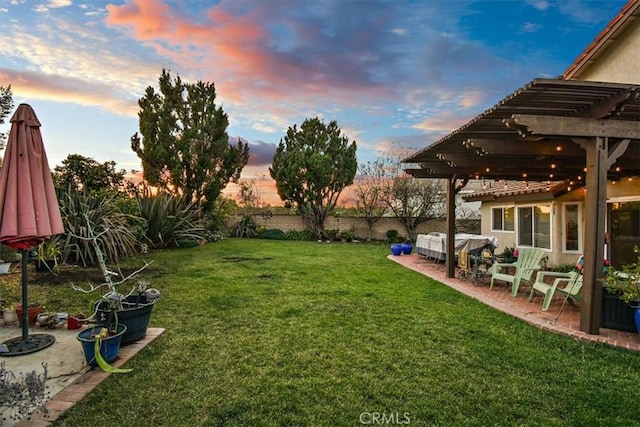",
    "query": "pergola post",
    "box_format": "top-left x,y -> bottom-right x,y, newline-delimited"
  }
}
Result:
580,136 -> 608,334
445,176 -> 456,278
